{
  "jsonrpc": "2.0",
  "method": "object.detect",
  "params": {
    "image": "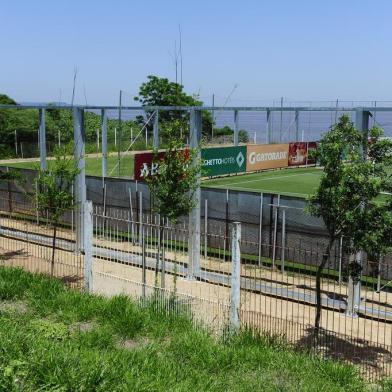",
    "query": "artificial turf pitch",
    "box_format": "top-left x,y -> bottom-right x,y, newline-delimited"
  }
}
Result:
202,167 -> 322,198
